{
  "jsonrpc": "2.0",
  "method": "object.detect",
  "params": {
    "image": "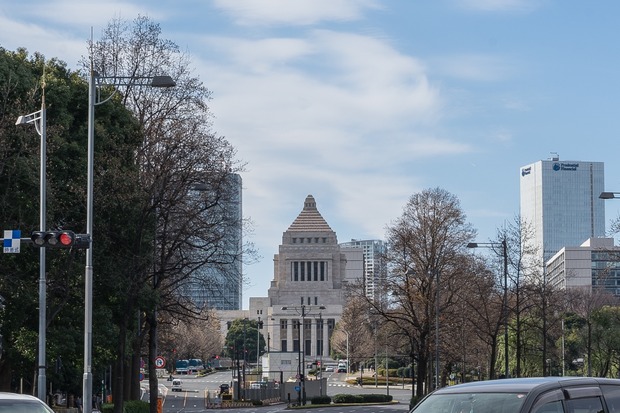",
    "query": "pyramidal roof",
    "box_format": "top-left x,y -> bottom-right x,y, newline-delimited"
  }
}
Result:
287,195 -> 333,232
